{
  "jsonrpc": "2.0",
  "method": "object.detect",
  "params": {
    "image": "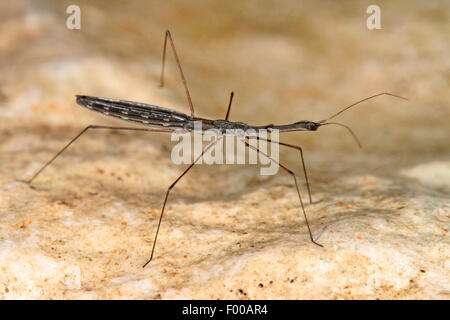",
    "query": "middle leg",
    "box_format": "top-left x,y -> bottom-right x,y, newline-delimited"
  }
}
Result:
243,138 -> 322,247
143,137 -> 223,267
246,136 -> 313,204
